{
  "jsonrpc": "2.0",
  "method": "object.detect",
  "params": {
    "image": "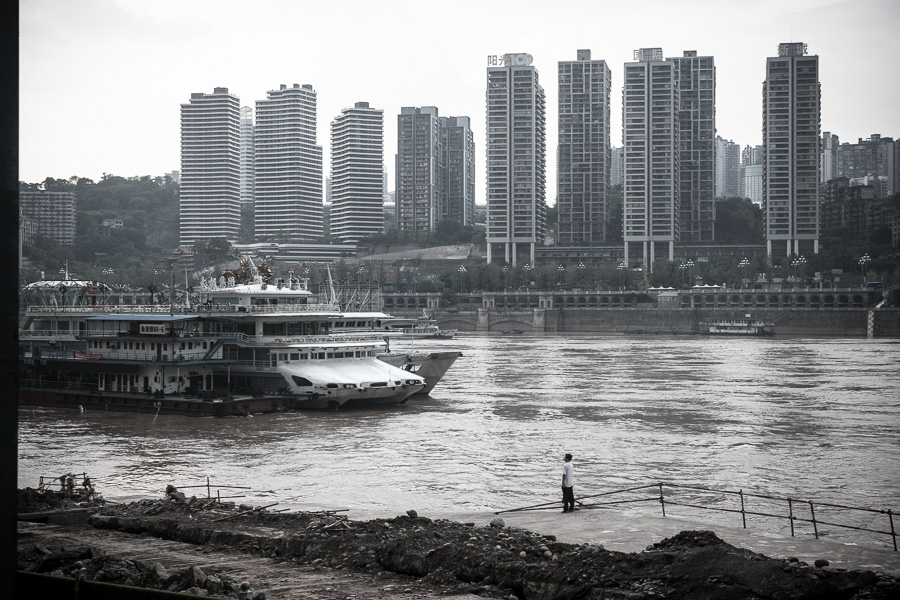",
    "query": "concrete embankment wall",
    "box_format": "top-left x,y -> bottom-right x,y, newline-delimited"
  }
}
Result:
431,308 -> 900,338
